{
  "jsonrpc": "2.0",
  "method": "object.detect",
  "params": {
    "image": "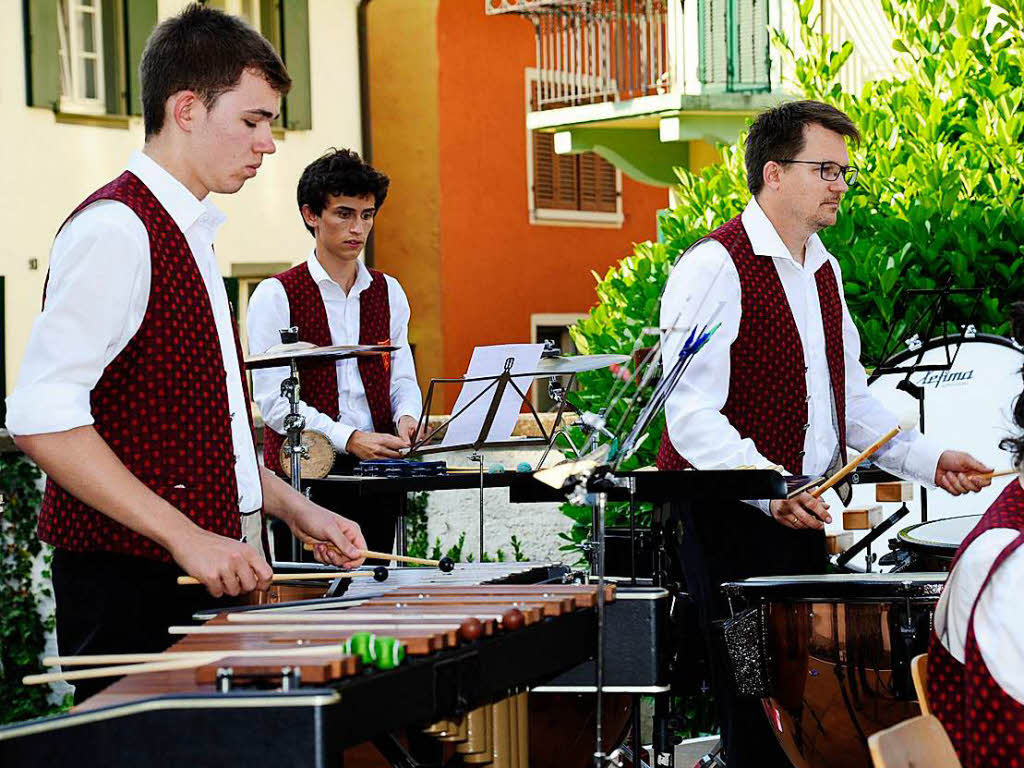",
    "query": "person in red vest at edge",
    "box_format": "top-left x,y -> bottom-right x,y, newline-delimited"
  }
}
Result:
4,4 -> 366,705
929,301 -> 1024,768
247,149 -> 423,558
655,99 -> 991,767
